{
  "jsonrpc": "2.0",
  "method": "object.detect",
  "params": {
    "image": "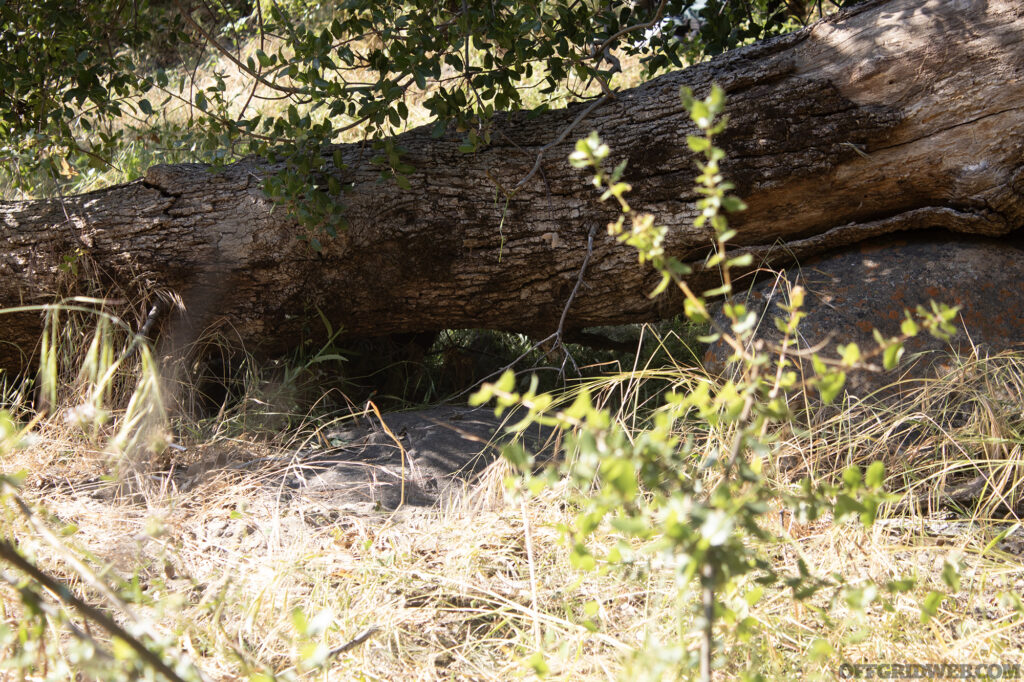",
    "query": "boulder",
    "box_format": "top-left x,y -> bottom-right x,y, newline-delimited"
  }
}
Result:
706,236 -> 1024,400
260,406 -> 553,510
